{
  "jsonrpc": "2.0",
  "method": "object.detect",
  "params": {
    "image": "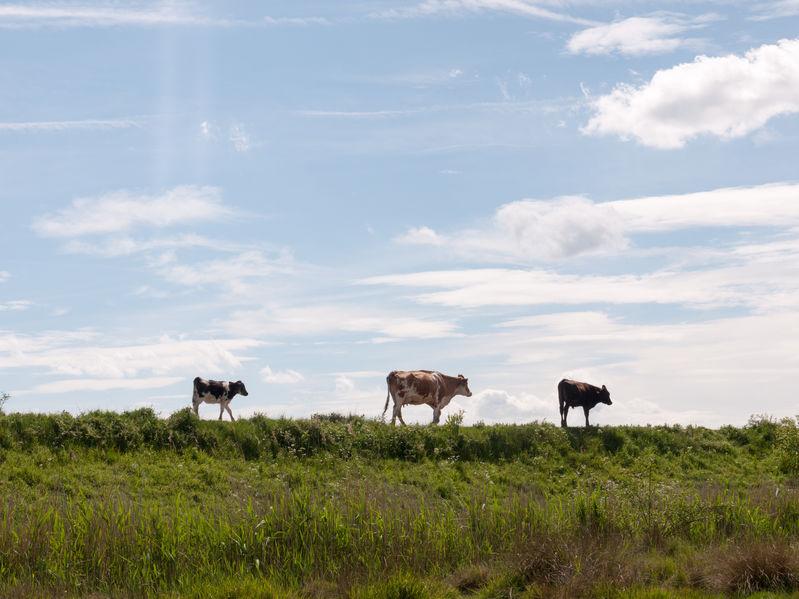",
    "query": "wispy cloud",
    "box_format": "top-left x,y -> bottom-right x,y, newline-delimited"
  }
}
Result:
225,304 -> 459,342
62,233 -> 230,258
199,121 -> 257,152
296,109 -> 423,119
395,183 -> 799,263
0,300 -> 32,312
17,377 -> 183,395
0,332 -> 263,379
0,271 -> 9,283
567,15 -> 710,57
0,118 -> 140,132
0,4 -> 330,29
583,38 -> 799,148
0,3 -> 224,28
155,250 -> 295,292
372,0 -> 596,26
751,0 -> 799,20
261,366 -> 305,384
228,123 -> 252,153
33,185 -> 231,238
